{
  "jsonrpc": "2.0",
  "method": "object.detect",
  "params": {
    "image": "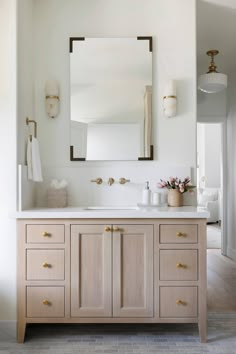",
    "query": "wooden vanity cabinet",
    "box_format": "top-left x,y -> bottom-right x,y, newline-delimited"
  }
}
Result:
17,218 -> 207,343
